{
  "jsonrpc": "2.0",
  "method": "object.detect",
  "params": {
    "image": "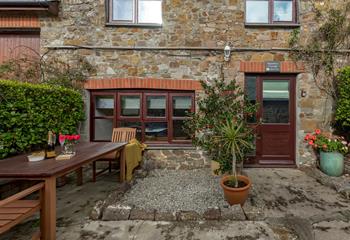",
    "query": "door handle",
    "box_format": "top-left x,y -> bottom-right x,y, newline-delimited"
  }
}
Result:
256,135 -> 262,140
